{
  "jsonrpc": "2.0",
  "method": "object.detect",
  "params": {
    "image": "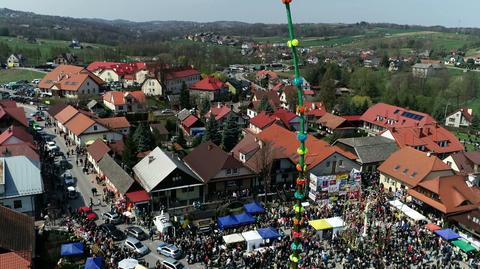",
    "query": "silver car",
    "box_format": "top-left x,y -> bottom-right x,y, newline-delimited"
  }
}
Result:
124,237 -> 149,257
102,211 -> 122,224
